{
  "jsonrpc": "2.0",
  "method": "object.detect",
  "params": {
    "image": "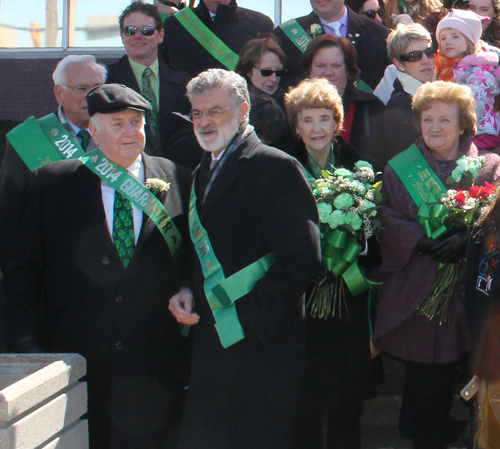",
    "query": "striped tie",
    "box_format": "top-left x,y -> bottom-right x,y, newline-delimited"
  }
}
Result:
141,67 -> 158,139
